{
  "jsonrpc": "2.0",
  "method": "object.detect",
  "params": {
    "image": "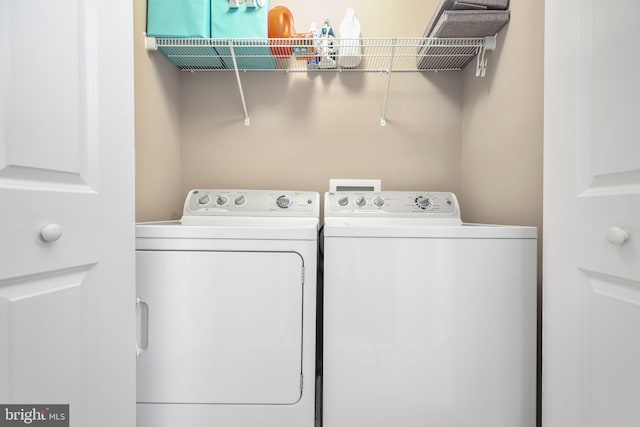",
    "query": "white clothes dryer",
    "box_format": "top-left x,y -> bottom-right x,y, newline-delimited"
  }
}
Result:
136,189 -> 319,427
322,191 -> 537,427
